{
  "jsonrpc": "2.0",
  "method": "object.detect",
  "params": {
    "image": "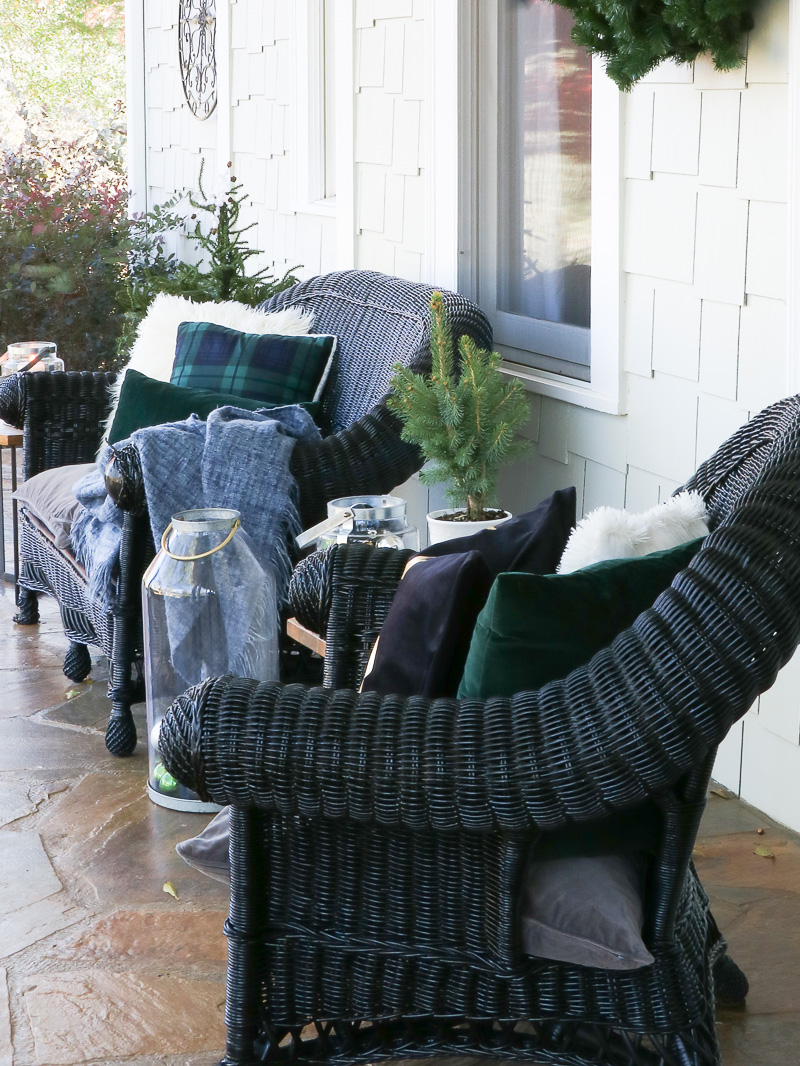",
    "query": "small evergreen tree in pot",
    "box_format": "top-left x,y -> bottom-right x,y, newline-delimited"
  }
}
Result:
388,291 -> 530,524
